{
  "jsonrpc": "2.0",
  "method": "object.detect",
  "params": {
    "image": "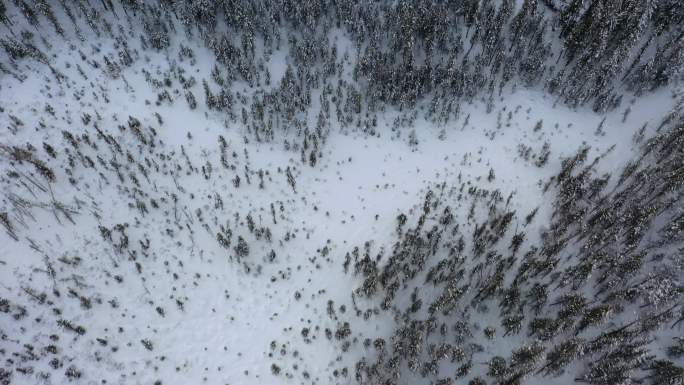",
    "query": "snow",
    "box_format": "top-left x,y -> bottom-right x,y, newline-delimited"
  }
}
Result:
0,3 -> 681,385
1,40 -> 676,382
